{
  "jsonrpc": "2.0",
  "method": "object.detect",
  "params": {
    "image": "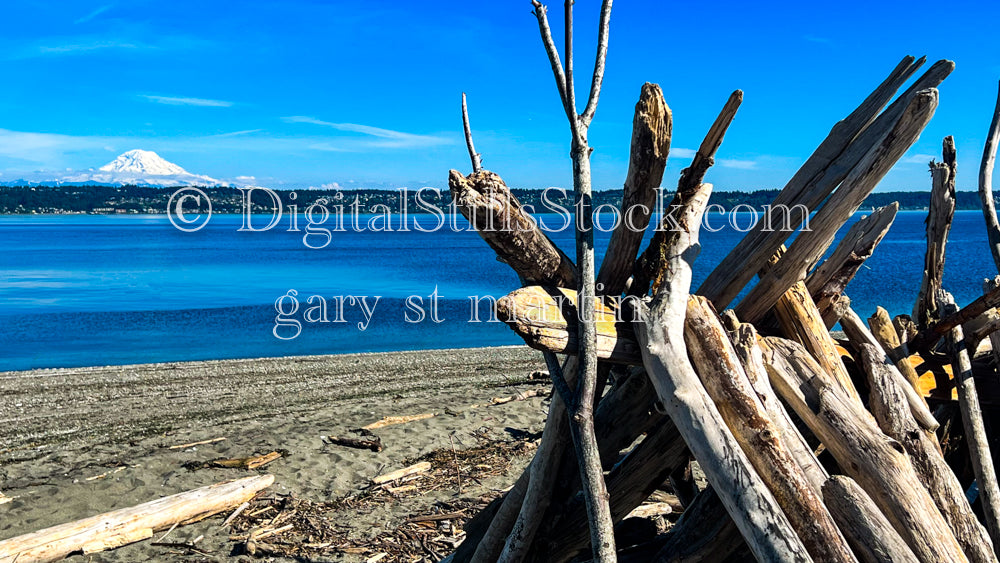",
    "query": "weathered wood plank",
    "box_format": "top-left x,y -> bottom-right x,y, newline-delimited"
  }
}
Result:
914,137 -> 957,328
822,476 -> 921,563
